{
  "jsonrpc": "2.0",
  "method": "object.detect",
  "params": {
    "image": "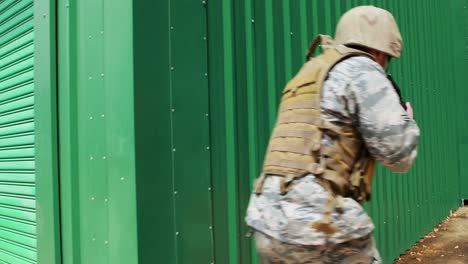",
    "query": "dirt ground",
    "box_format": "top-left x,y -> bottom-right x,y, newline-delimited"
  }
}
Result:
395,206 -> 468,264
